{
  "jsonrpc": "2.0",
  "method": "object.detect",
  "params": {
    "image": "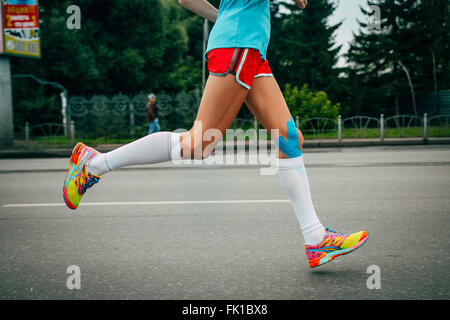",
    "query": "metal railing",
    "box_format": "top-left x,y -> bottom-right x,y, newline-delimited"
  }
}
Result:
299,117 -> 338,139
13,113 -> 450,145
342,116 -> 380,140
67,92 -> 200,138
